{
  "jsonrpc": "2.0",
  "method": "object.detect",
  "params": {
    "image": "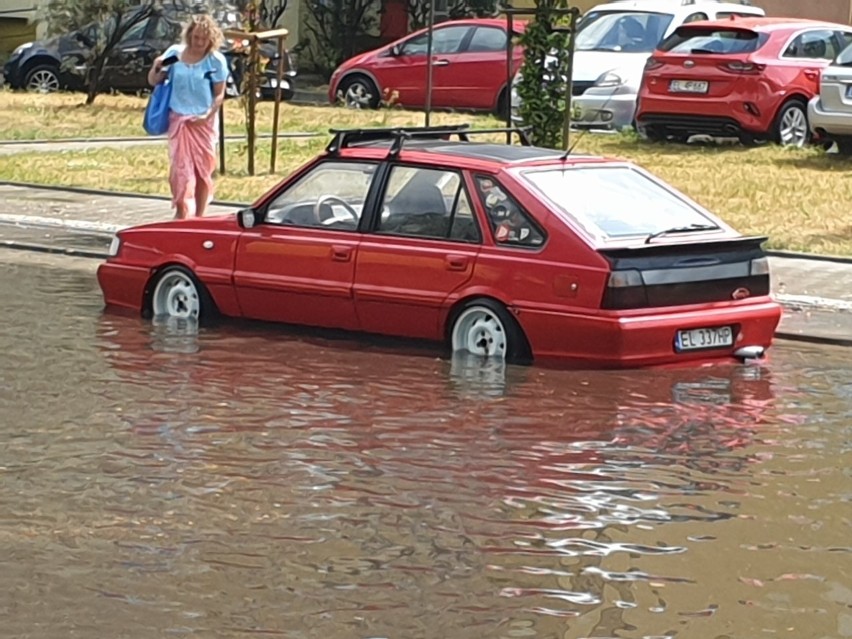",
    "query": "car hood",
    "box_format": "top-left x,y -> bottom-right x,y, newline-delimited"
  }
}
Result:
572,50 -> 651,83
